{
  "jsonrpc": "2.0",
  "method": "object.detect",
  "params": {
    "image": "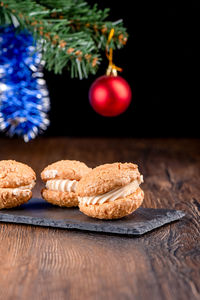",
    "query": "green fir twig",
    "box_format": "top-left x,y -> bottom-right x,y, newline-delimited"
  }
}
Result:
0,0 -> 128,78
